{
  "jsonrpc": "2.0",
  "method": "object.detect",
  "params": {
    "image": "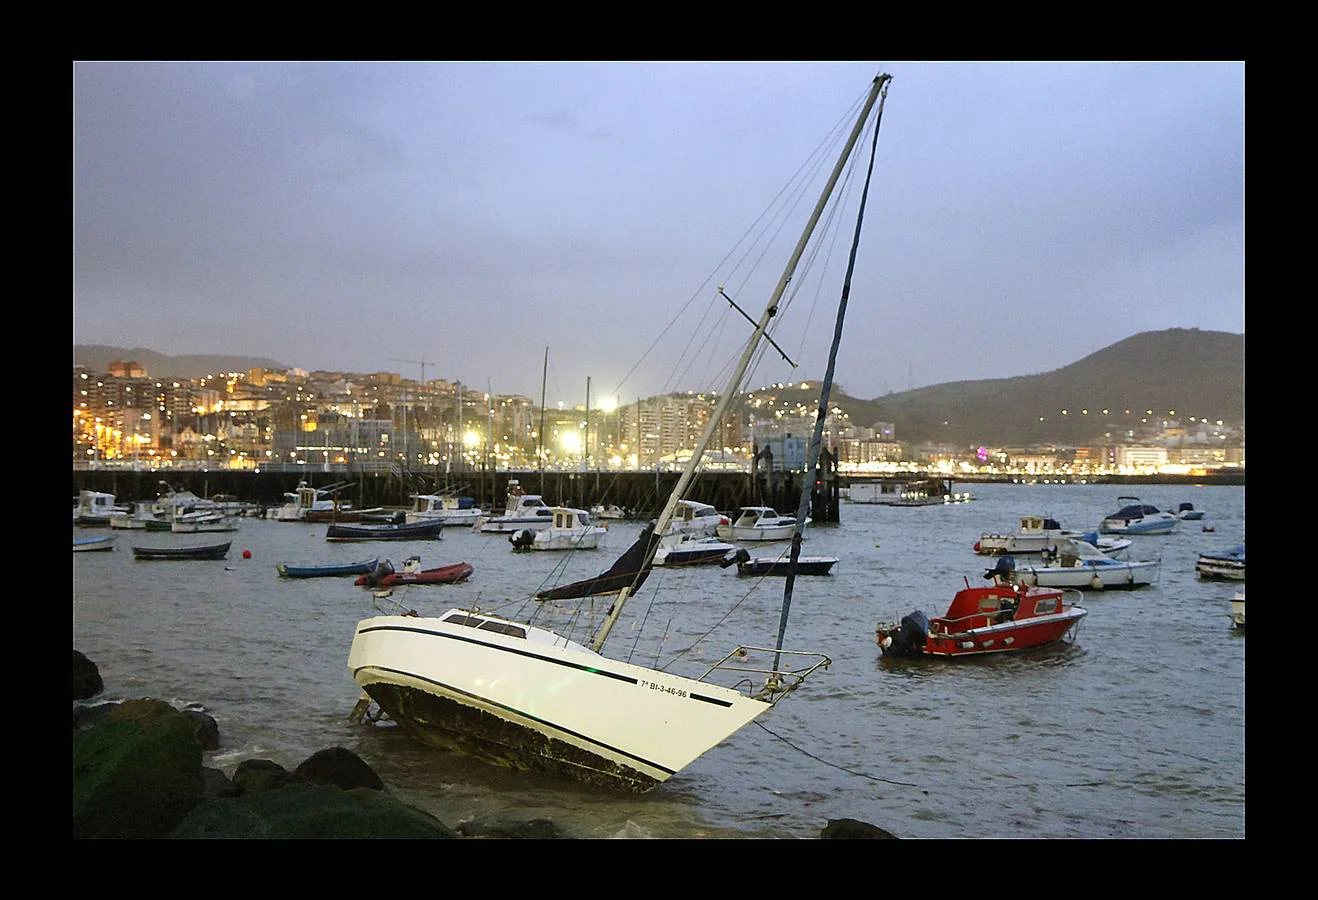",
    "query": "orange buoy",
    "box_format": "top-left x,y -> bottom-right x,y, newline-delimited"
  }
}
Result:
242,549 -> 252,559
